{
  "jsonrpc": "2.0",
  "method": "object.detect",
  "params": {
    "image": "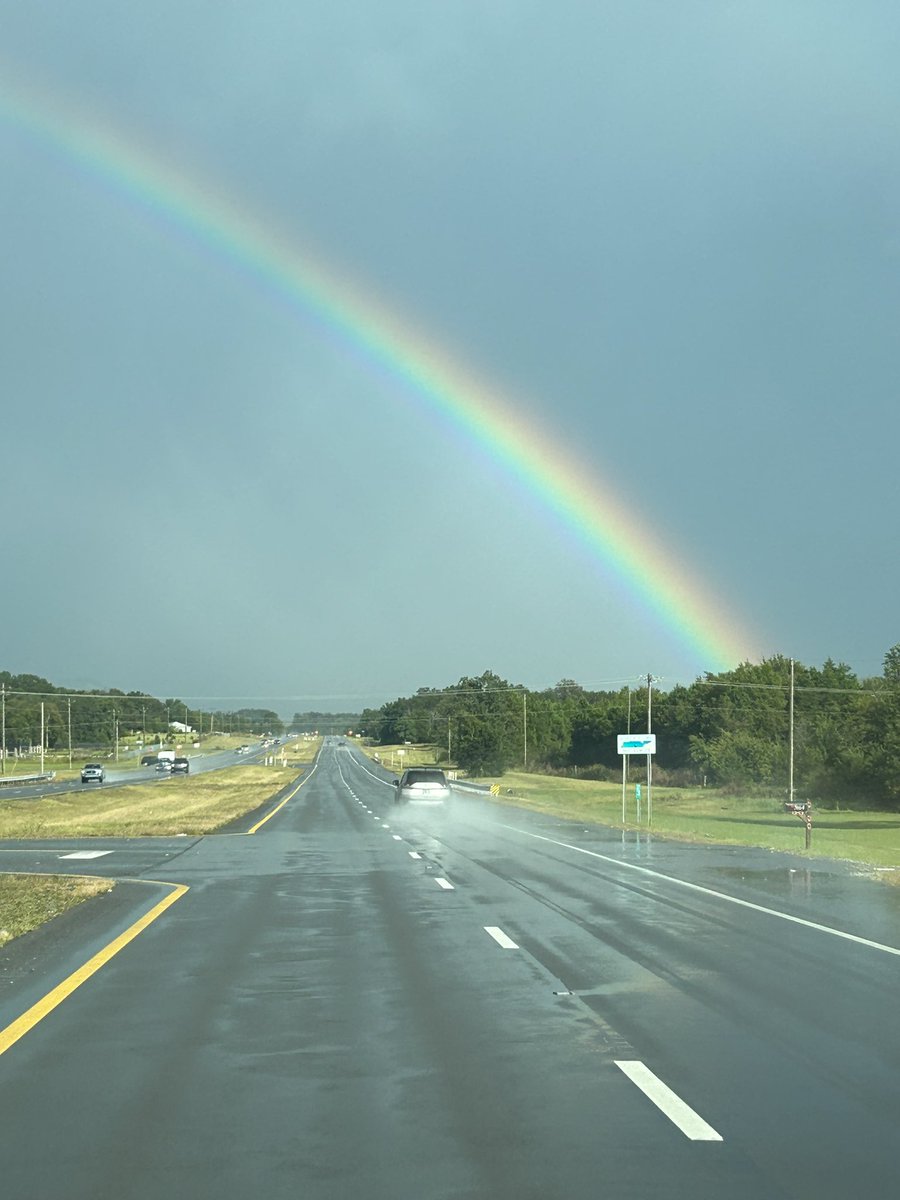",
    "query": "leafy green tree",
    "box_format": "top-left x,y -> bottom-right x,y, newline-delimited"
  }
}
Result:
884,644 -> 900,686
